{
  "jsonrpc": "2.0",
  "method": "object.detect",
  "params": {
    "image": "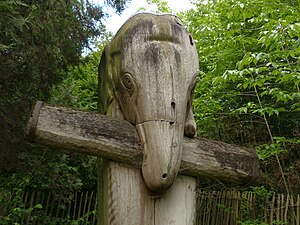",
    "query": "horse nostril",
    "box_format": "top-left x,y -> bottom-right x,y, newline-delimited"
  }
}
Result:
171,102 -> 176,109
162,173 -> 168,179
